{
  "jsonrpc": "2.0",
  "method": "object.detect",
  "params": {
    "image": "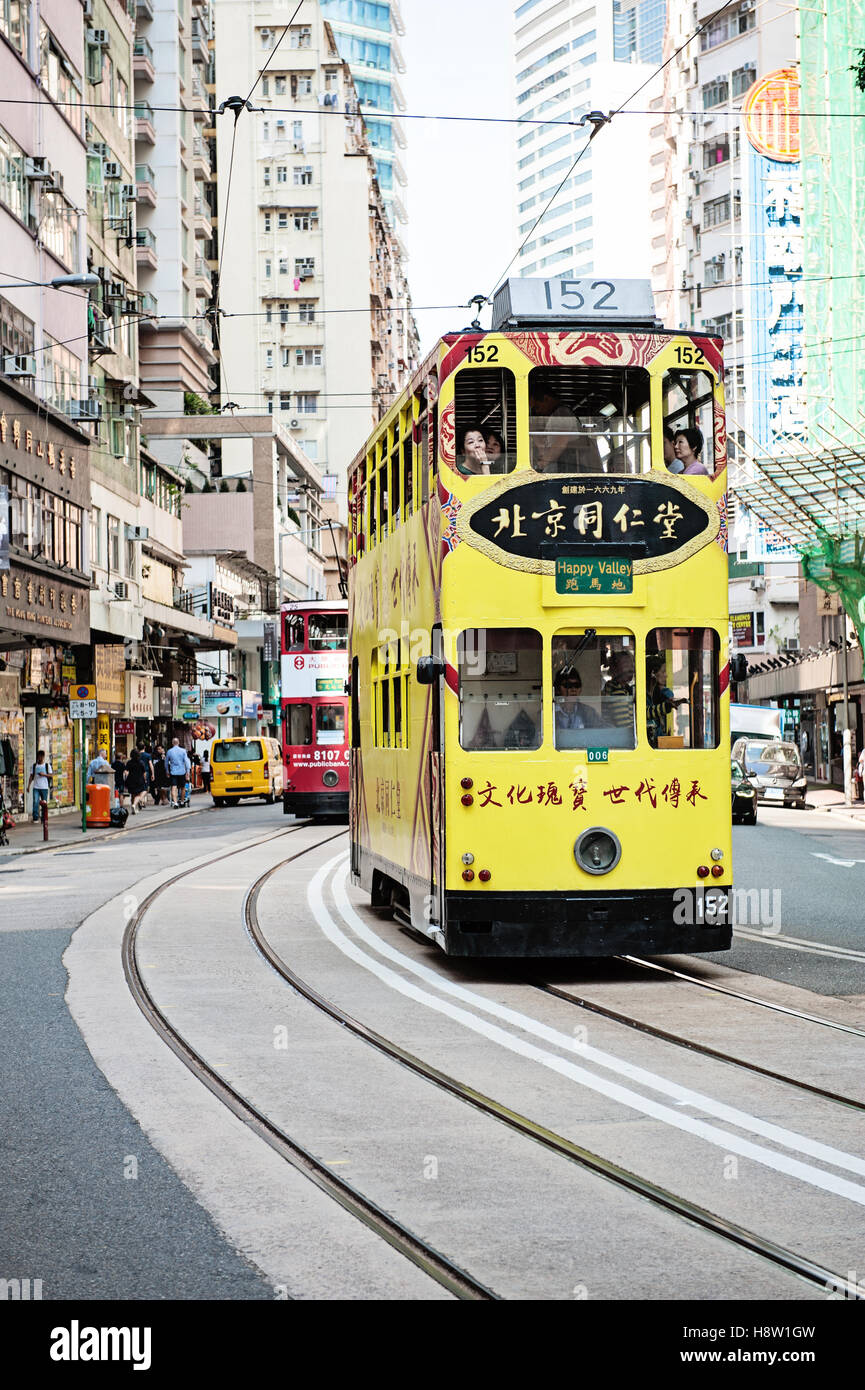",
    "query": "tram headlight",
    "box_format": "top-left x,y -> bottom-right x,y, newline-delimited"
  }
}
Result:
710,848 -> 723,862
322,770 -> 339,788
574,827 -> 621,876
